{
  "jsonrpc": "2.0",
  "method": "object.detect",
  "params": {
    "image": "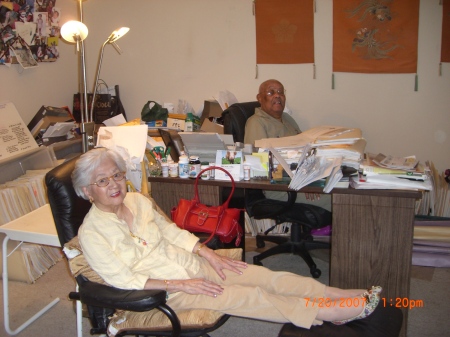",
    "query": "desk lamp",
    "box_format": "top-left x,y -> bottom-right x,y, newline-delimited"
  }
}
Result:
89,27 -> 130,123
